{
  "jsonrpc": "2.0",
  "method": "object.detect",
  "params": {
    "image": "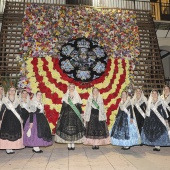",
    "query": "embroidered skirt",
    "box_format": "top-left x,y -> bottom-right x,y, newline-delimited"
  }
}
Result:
23,114 -> 52,147
83,108 -> 110,145
56,103 -> 85,141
